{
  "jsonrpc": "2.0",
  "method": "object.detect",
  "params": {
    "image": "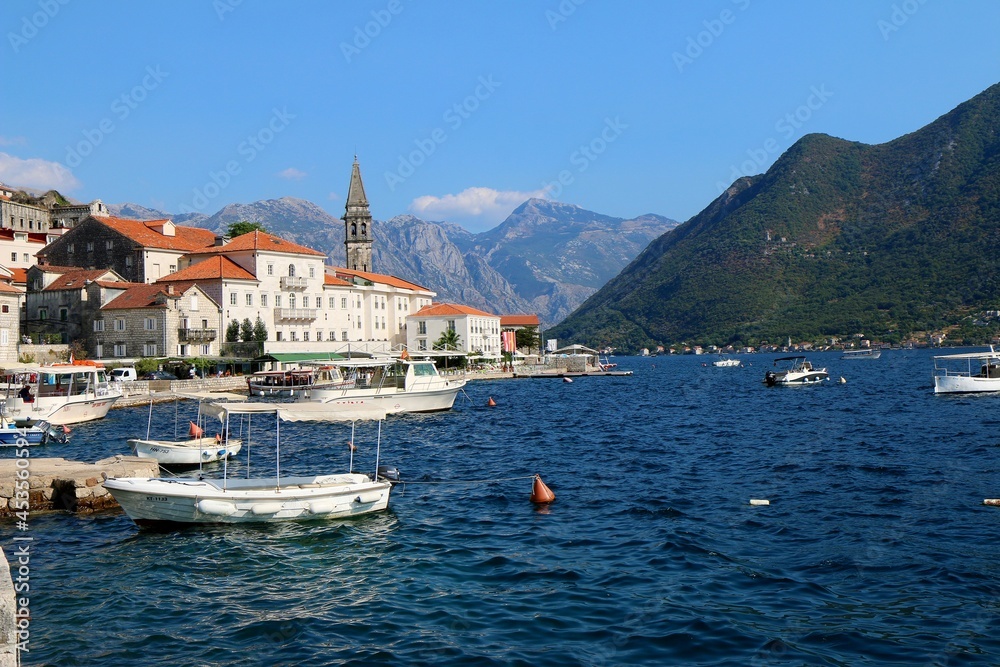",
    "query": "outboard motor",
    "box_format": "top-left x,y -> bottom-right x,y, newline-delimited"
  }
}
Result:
377,465 -> 401,484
